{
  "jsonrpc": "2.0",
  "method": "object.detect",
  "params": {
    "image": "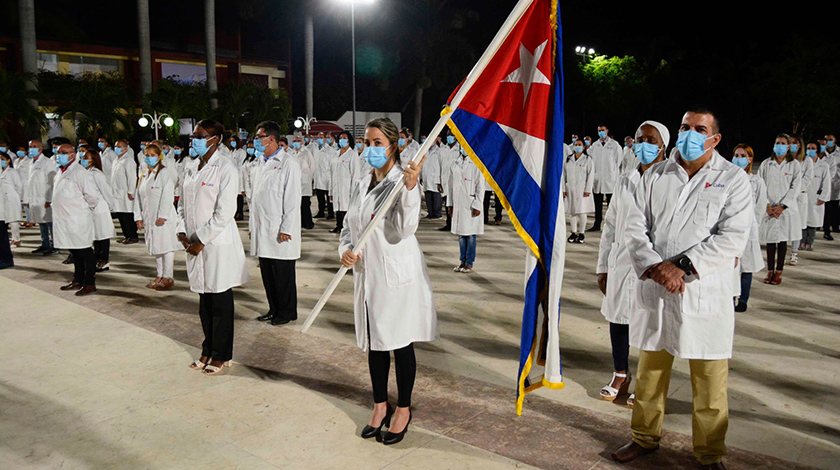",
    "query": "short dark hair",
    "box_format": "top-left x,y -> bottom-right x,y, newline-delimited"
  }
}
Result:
278,136 -> 288,145
197,119 -> 226,138
686,106 -> 720,134
256,121 -> 282,144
